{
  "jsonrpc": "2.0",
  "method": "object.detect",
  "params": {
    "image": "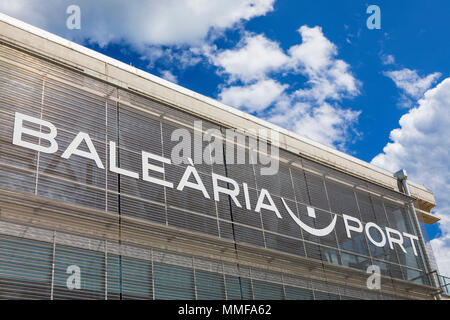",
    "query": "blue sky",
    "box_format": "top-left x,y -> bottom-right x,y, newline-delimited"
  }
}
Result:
1,0 -> 449,274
